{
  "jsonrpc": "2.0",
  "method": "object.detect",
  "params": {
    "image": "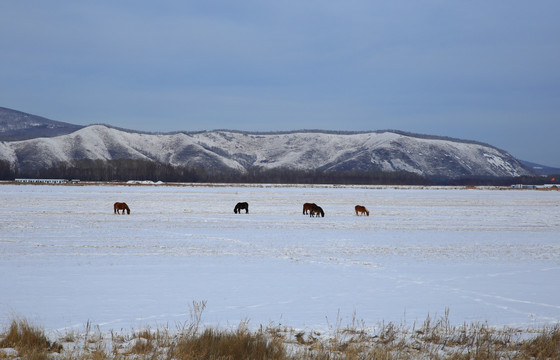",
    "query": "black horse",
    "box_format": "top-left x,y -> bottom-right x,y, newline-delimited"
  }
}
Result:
234,202 -> 249,214
309,203 -> 324,217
